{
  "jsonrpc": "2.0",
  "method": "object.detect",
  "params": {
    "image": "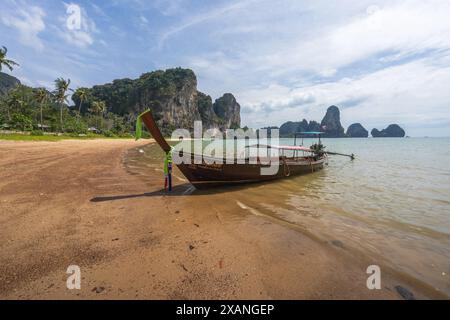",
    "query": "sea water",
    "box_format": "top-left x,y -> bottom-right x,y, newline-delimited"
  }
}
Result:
128,137 -> 450,296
